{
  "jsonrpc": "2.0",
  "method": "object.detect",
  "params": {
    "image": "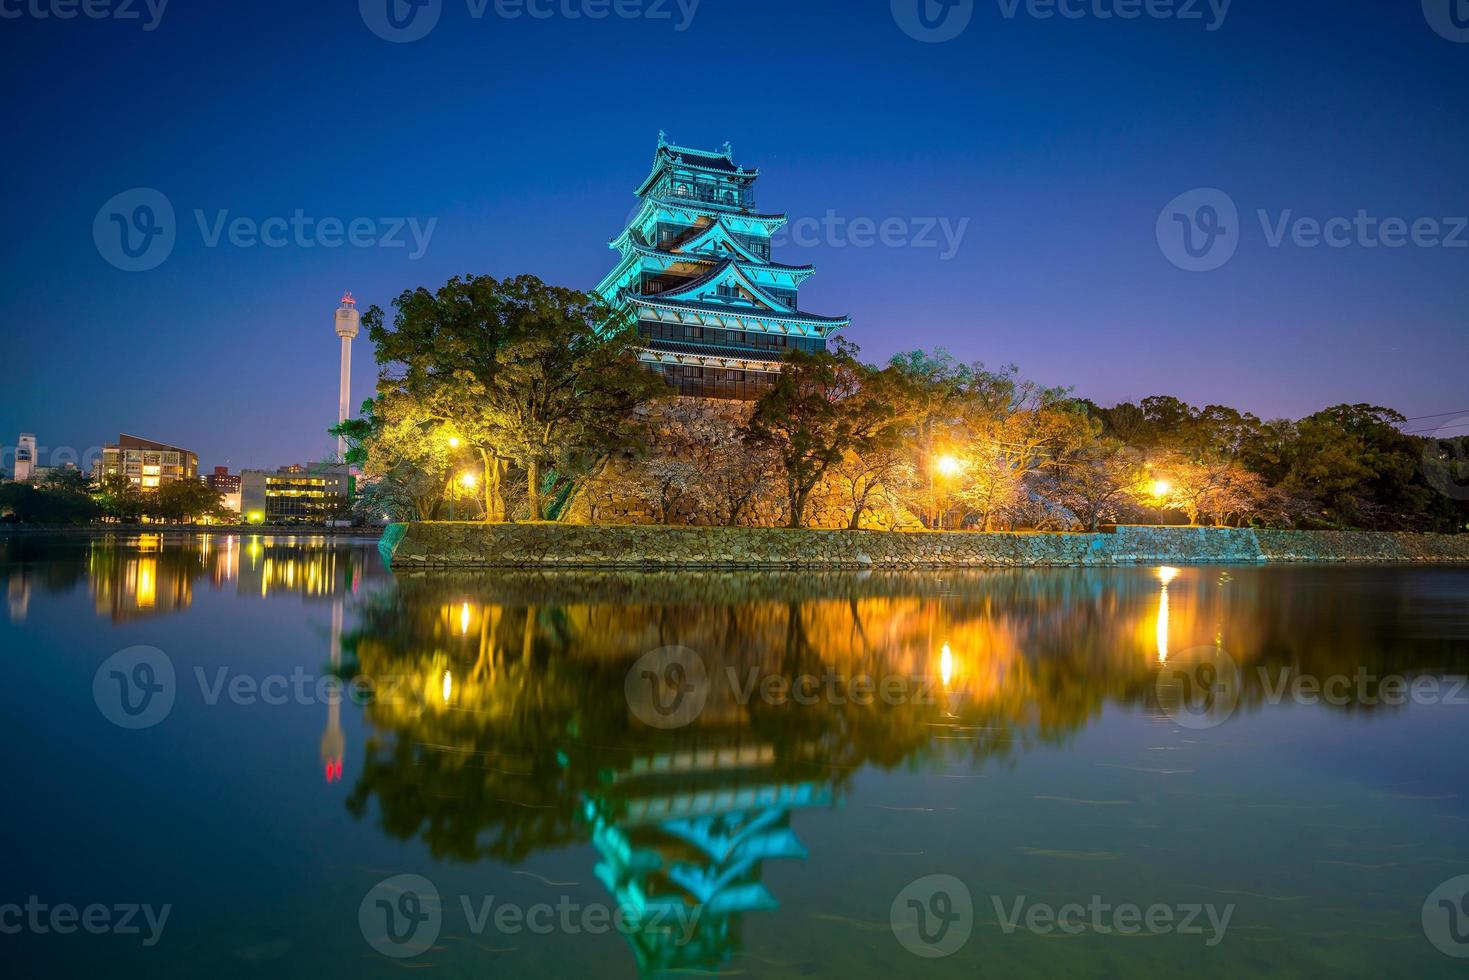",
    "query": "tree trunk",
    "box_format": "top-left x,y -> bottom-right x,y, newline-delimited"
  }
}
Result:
526,459 -> 542,521
787,486 -> 806,529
